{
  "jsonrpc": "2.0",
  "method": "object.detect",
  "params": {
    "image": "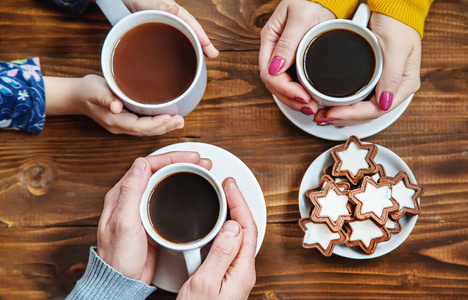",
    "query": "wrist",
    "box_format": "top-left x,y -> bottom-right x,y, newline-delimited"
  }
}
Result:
44,77 -> 86,116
